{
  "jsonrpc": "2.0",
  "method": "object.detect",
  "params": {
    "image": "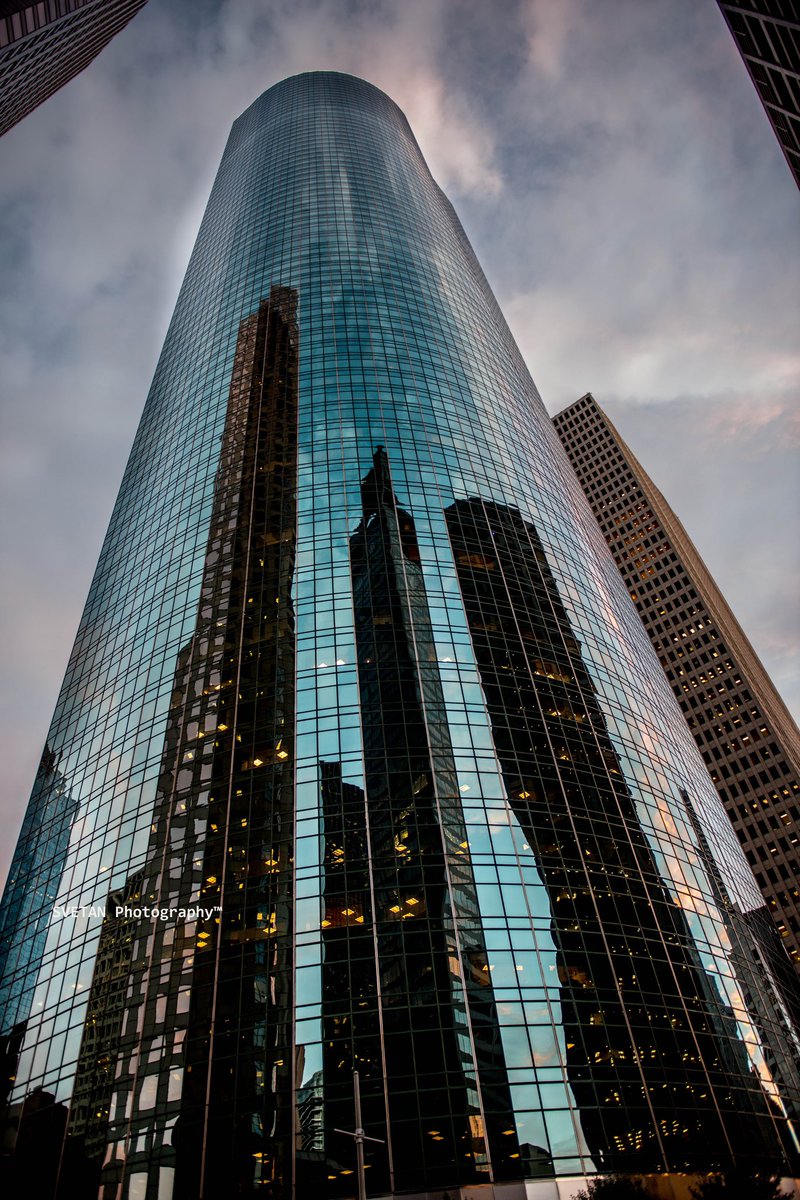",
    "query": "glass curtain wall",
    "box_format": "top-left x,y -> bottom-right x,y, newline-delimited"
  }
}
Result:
0,72 -> 798,1200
